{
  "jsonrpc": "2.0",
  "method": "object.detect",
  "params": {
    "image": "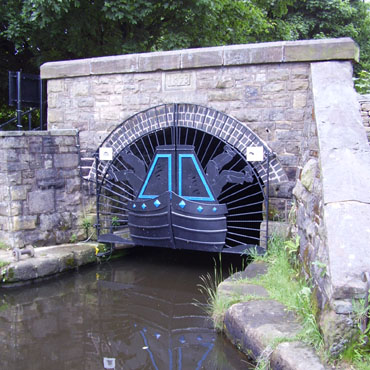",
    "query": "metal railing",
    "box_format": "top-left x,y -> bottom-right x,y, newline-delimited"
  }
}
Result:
1,70 -> 46,131
0,107 -> 43,131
